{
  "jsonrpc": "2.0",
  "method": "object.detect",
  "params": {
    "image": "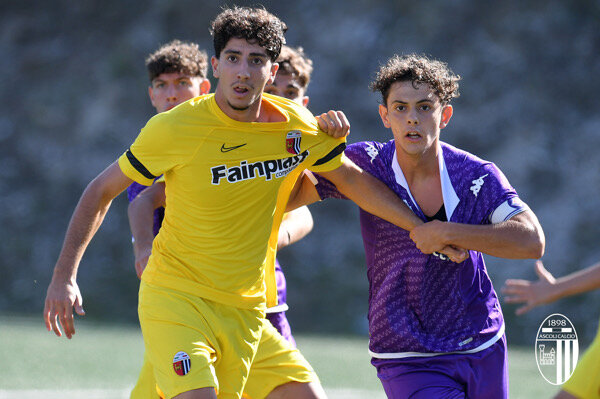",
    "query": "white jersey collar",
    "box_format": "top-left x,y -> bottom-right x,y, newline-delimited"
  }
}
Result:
391,143 -> 460,220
